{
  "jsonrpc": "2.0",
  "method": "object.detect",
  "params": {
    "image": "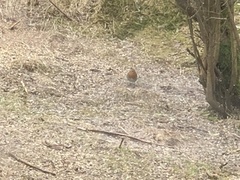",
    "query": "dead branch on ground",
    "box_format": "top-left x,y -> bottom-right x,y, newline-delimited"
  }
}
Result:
48,0 -> 73,21
77,127 -> 159,146
43,140 -> 72,150
8,153 -> 56,176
